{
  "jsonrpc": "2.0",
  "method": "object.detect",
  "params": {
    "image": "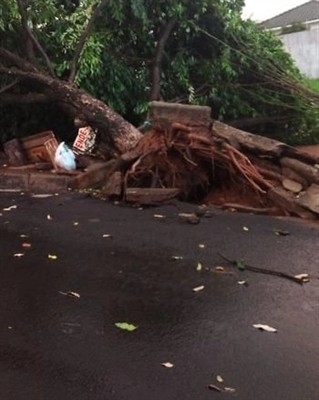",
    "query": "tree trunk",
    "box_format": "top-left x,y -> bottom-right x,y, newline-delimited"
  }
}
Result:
0,64 -> 142,157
